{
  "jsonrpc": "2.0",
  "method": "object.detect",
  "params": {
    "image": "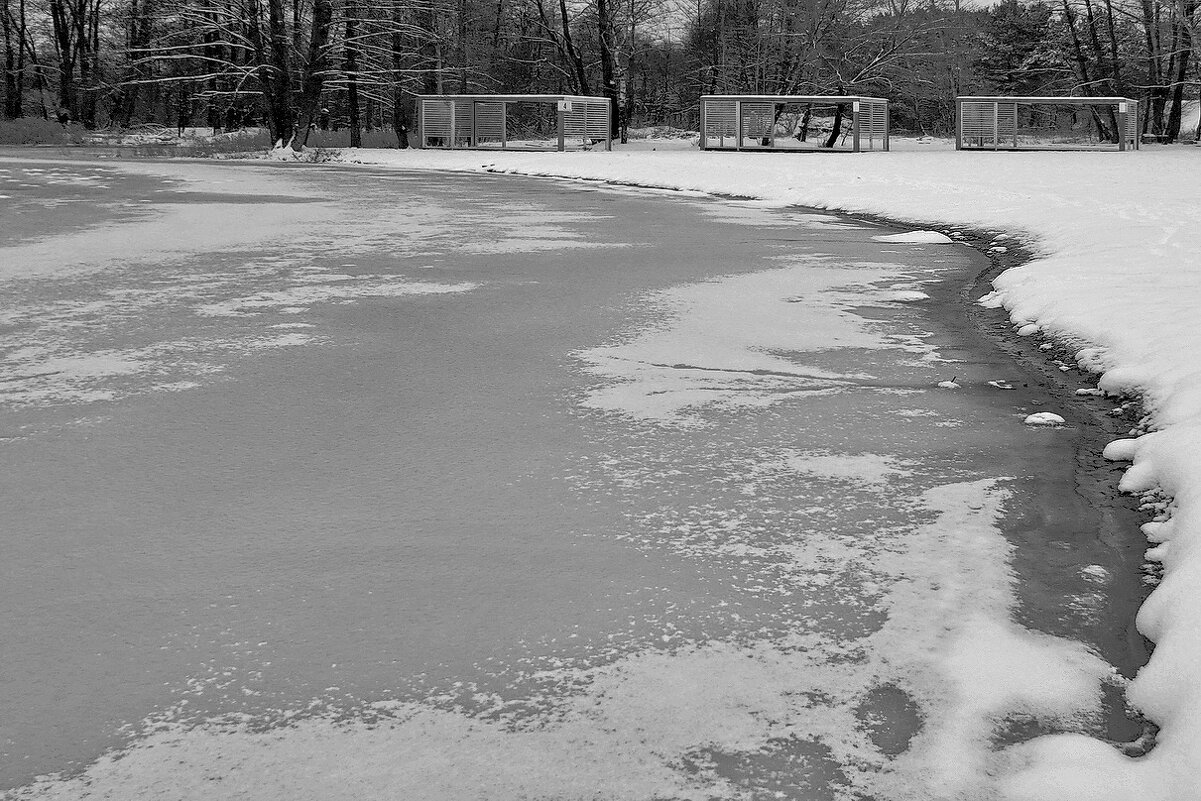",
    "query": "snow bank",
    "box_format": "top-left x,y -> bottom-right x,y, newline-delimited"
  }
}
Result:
324,143 -> 1201,799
